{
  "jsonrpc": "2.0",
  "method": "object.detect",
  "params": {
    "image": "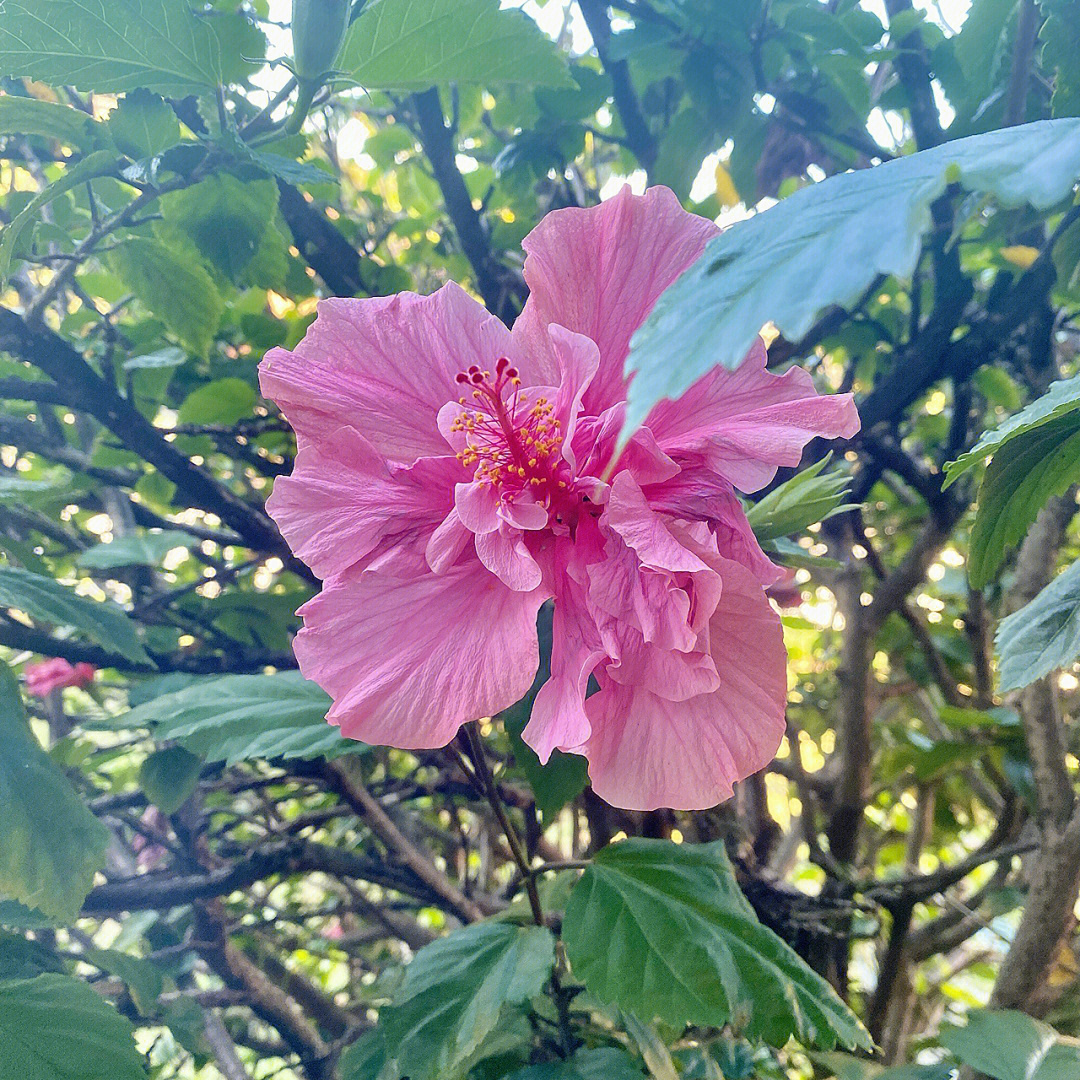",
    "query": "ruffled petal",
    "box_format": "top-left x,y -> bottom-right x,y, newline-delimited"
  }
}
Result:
644,339 -> 861,493
294,562 -> 549,748
475,526 -> 543,591
581,556 -> 787,810
266,426 -> 464,580
260,282 -> 530,464
514,186 -> 717,414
